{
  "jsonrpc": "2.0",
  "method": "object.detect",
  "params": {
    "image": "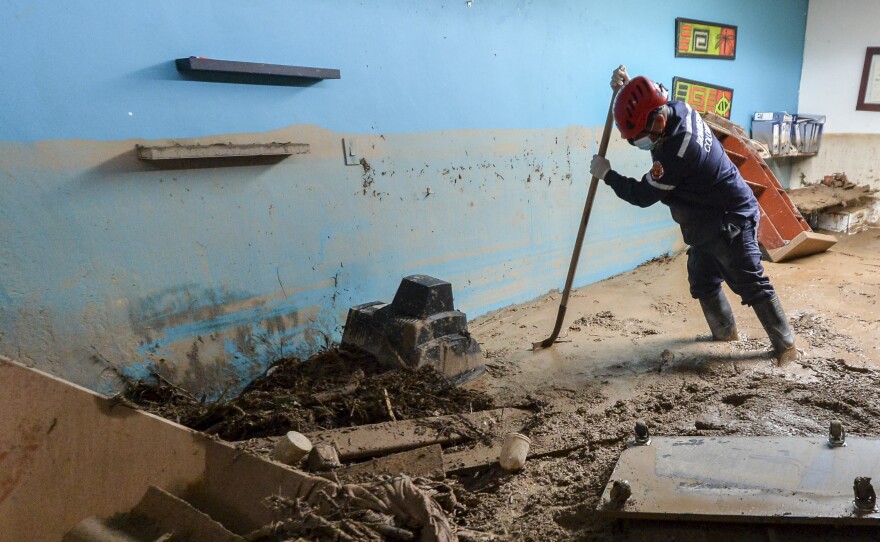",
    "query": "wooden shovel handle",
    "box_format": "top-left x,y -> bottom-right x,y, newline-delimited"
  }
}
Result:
533,86 -> 619,350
